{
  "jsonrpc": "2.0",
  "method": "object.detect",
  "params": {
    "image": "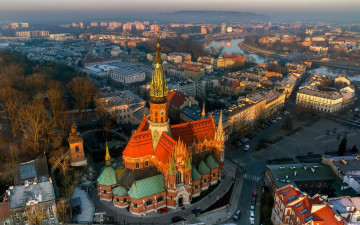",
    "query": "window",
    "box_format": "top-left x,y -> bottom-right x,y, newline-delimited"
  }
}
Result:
75,146 -> 79,152
146,199 -> 152,206
195,185 -> 198,189
158,196 -> 163,202
204,178 -> 207,183
116,198 -> 119,202
123,198 -> 127,203
213,172 -> 216,177
136,162 -> 139,168
176,171 -> 182,184
134,202 -> 137,208
103,190 -> 107,194
145,160 -> 149,167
